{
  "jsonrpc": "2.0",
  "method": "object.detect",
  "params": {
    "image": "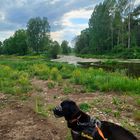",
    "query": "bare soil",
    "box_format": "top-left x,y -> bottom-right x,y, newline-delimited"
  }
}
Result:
0,78 -> 140,140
